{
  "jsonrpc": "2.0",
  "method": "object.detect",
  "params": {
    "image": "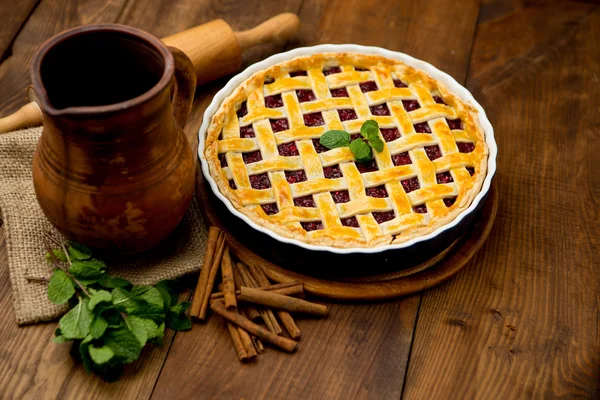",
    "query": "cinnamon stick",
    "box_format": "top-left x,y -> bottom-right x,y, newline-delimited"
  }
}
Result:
233,263 -> 260,321
237,326 -> 257,358
252,336 -> 264,354
221,246 -> 237,310
238,286 -> 328,316
190,227 -> 222,318
210,282 -> 304,300
197,232 -> 226,320
211,301 -> 297,353
237,263 -> 281,334
226,322 -> 250,361
277,310 -> 301,340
